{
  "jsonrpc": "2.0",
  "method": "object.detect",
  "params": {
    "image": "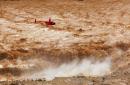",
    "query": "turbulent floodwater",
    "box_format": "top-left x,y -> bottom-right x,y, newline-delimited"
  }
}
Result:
0,0 -> 129,85
19,57 -> 111,81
